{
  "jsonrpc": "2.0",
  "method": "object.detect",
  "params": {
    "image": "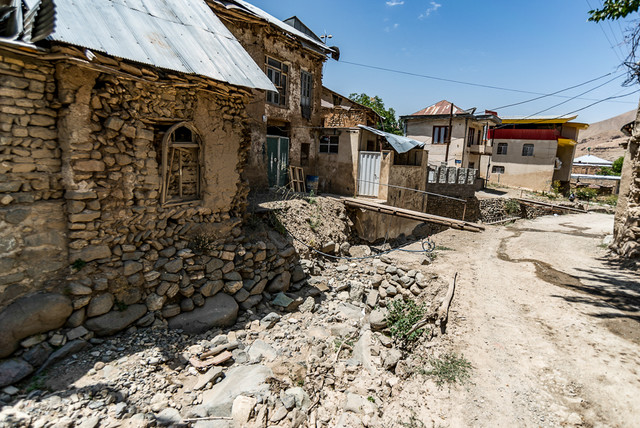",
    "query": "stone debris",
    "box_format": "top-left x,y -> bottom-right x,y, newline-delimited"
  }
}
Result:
0,251 -> 452,427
